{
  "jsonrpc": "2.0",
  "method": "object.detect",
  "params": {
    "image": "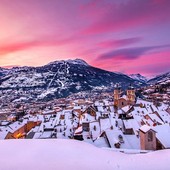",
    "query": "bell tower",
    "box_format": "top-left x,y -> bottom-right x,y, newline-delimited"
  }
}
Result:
126,84 -> 136,105
114,84 -> 121,107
